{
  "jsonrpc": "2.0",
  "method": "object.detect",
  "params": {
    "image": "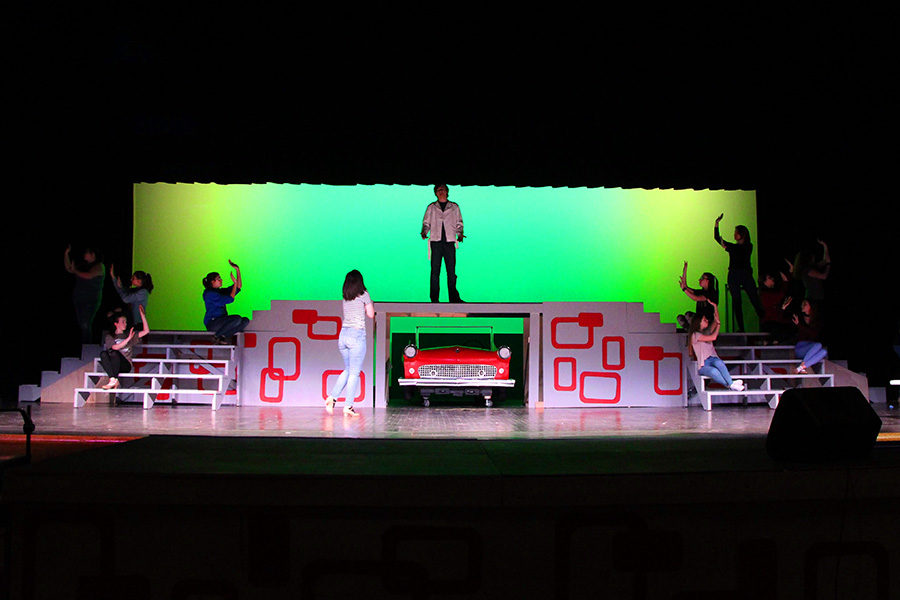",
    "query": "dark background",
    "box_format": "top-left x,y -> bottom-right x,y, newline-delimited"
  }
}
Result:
5,7 -> 898,405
